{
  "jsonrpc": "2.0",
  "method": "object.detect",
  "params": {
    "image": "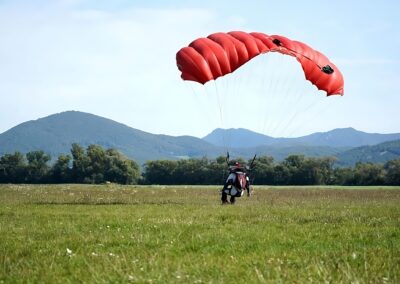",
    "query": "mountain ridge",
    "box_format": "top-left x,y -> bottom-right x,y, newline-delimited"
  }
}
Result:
1,111 -> 400,166
336,139 -> 400,166
0,111 -> 222,164
203,127 -> 400,148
